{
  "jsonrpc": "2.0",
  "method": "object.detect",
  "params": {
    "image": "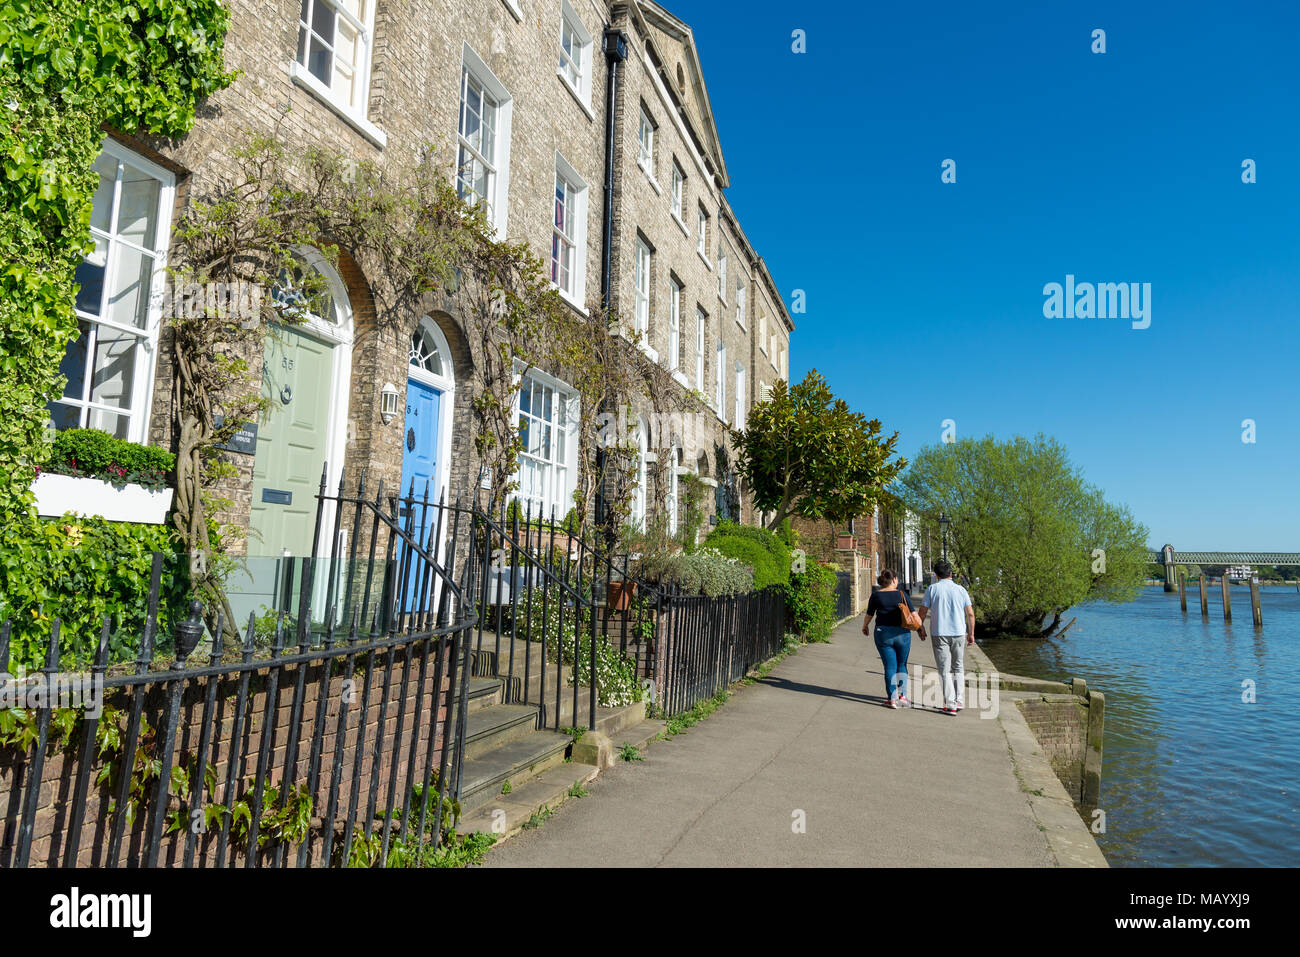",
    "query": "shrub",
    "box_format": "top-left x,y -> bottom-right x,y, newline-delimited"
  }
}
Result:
706,521 -> 792,589
0,512 -> 189,670
639,548 -> 754,598
43,429 -> 175,490
788,561 -> 837,642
